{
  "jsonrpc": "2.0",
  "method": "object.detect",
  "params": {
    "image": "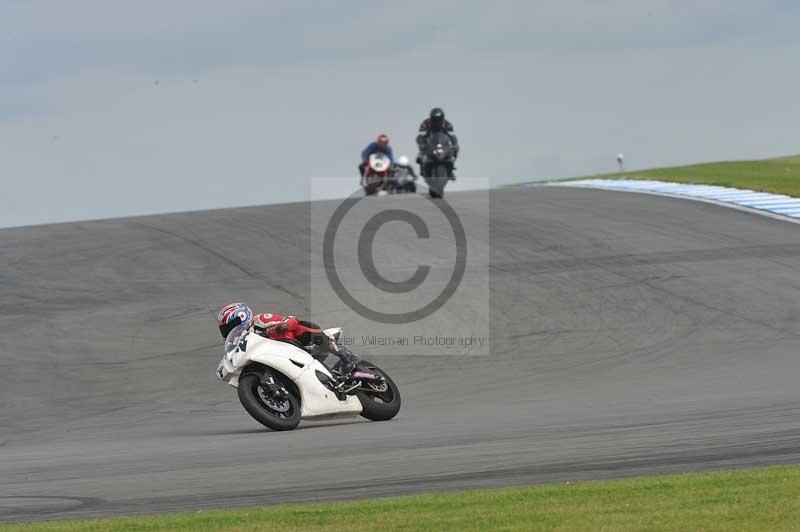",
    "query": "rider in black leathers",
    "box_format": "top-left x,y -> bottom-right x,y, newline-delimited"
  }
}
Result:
416,108 -> 459,178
